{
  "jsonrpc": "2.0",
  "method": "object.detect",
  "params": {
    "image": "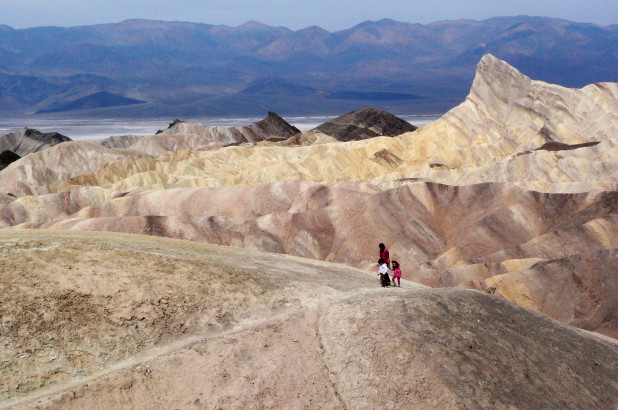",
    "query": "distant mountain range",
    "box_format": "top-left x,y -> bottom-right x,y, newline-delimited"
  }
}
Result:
0,16 -> 616,117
